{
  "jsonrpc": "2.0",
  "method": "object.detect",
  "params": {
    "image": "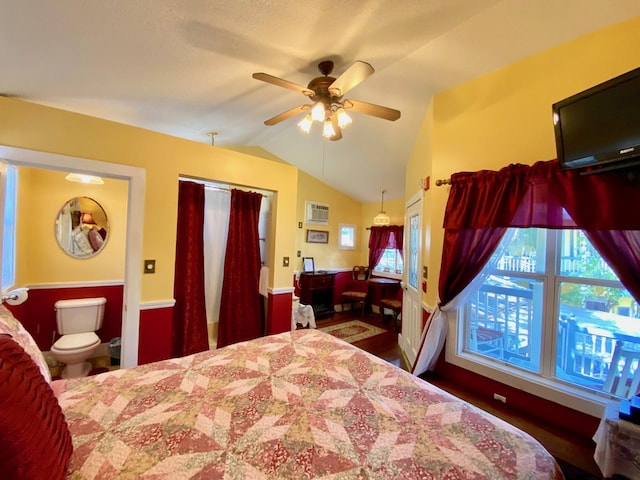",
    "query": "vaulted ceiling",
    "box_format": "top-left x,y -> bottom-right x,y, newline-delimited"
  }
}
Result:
2,1 -> 639,202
